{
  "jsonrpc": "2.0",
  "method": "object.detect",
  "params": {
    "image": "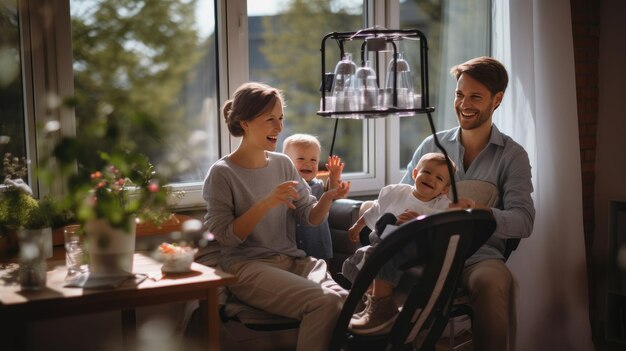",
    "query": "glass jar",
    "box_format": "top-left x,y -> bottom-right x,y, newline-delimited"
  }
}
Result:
331,53 -> 358,112
354,60 -> 379,111
383,52 -> 414,110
